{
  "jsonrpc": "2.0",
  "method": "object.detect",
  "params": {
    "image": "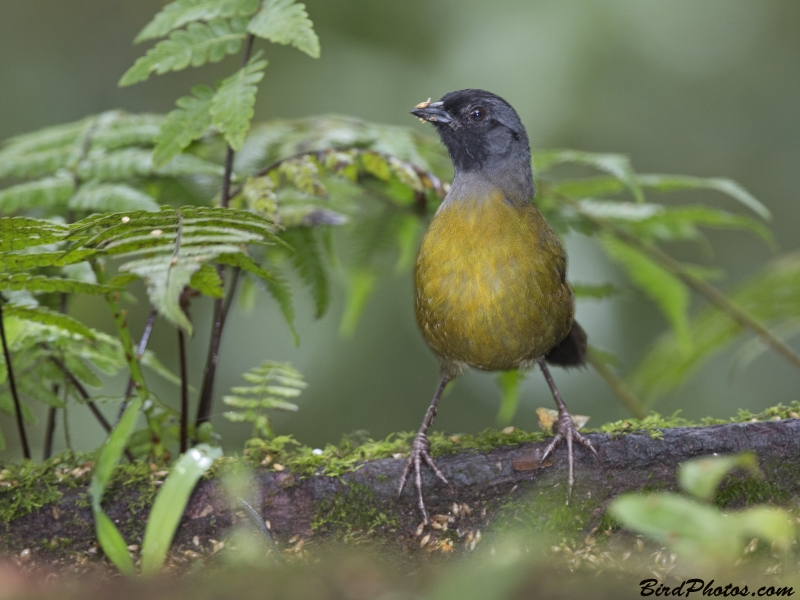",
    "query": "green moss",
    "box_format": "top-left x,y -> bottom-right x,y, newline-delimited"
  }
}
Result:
0,451 -> 94,524
311,482 -> 398,536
